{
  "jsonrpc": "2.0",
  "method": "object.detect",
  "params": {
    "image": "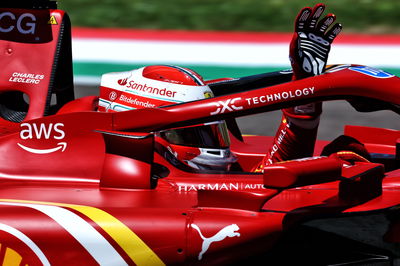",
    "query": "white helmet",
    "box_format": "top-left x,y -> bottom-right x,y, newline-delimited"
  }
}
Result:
99,65 -> 237,171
